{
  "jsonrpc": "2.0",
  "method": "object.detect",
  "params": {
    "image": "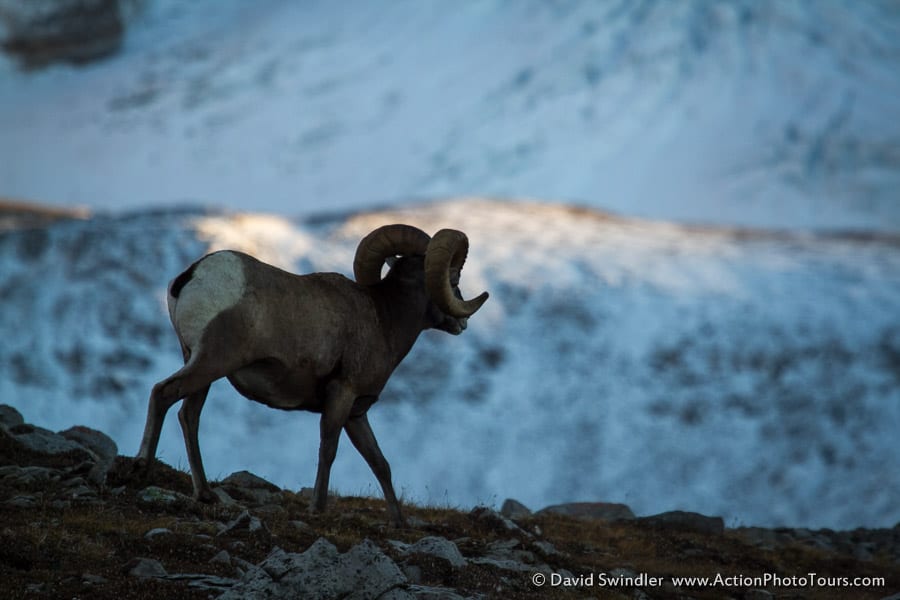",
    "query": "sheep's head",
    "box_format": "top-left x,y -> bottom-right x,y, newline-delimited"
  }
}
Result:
353,224 -> 489,334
